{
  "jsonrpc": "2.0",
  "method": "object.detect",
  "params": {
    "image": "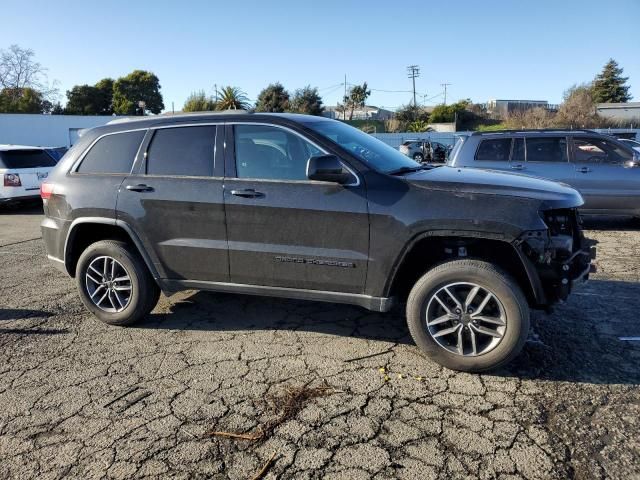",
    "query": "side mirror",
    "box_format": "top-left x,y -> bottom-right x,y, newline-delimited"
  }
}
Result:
306,155 -> 351,184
